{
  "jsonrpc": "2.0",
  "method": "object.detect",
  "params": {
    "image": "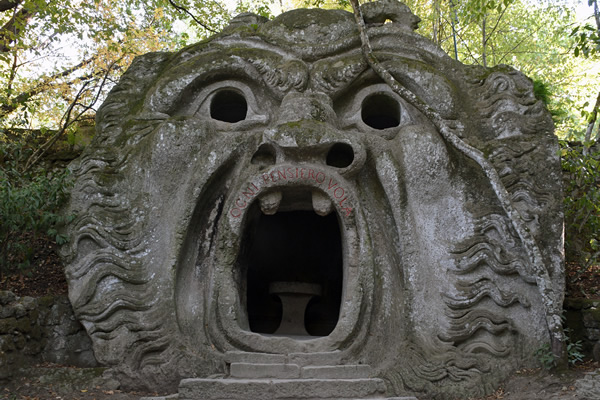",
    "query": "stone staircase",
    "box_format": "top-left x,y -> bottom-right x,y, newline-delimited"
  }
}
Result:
142,351 -> 417,400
